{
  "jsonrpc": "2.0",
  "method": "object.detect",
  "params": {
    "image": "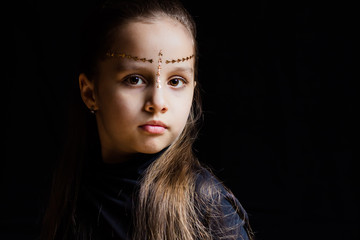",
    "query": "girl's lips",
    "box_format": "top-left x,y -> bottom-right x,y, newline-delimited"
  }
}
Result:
139,120 -> 168,134
140,125 -> 166,134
